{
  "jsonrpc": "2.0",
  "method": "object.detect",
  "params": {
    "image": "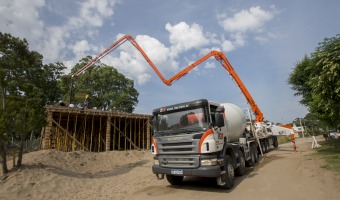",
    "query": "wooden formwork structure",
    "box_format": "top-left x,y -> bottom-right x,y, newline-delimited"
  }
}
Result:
41,106 -> 152,152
